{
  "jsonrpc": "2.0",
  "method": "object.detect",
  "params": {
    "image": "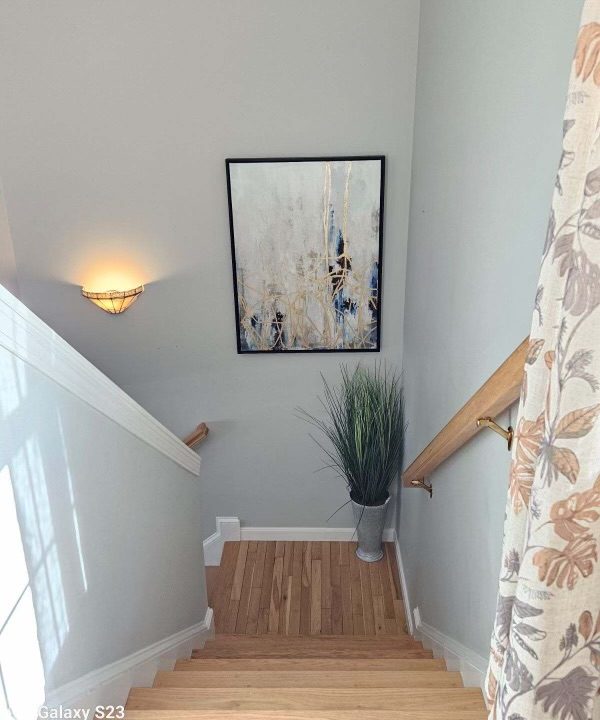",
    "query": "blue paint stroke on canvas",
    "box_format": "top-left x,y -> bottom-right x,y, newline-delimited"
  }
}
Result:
230,159 -> 382,351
